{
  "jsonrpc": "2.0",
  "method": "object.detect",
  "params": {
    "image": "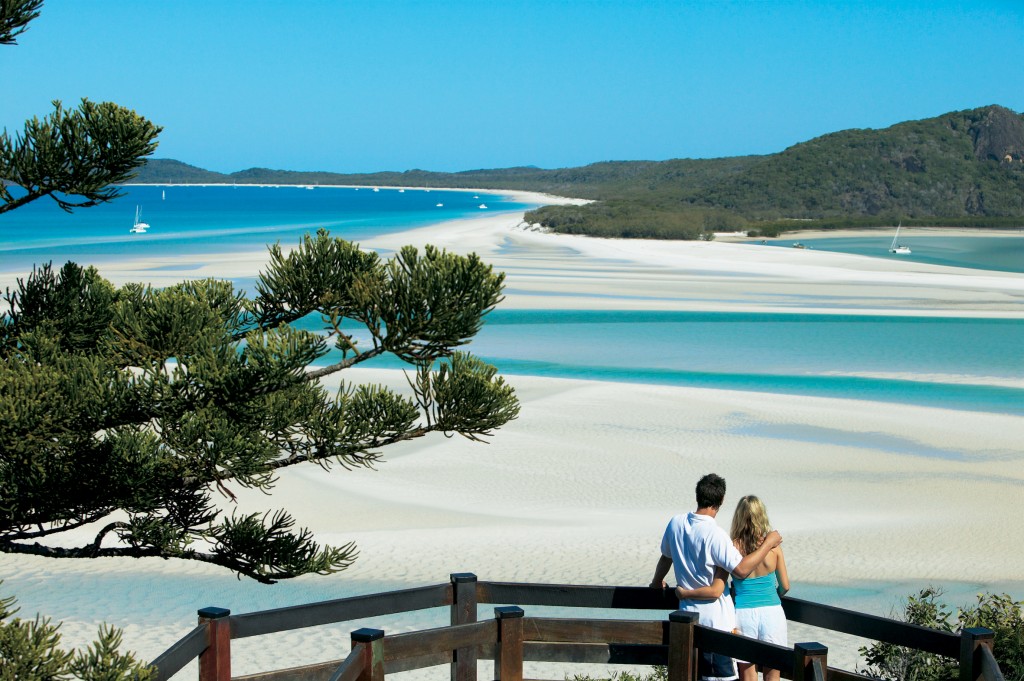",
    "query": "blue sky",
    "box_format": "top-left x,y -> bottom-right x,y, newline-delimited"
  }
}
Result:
3,1 -> 1022,174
